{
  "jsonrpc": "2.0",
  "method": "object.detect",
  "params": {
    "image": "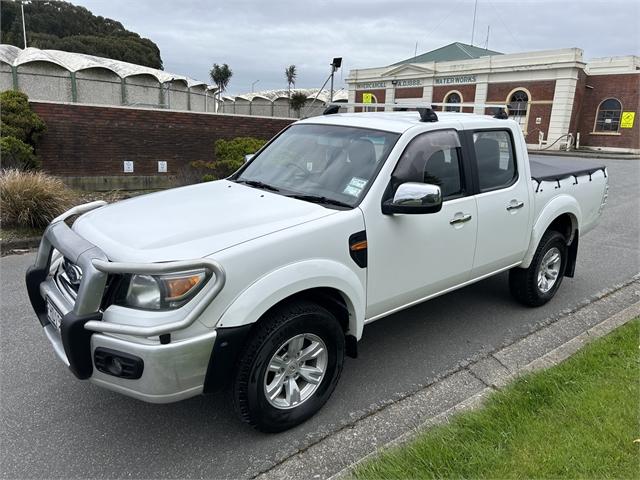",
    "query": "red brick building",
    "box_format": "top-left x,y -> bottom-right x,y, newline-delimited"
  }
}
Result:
347,43 -> 639,153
